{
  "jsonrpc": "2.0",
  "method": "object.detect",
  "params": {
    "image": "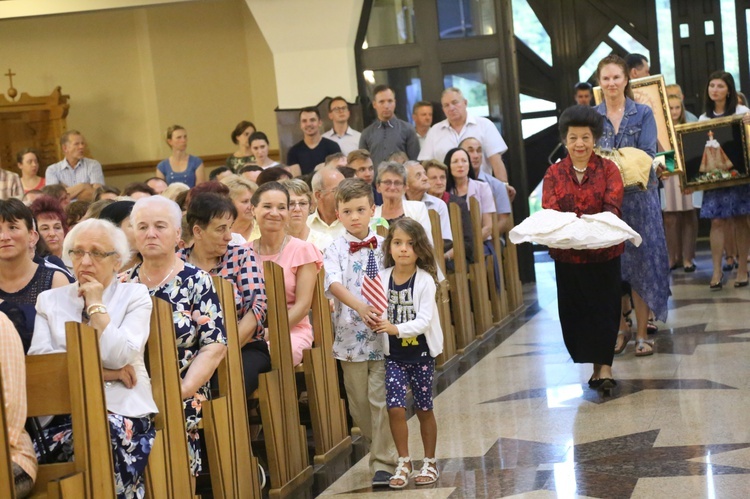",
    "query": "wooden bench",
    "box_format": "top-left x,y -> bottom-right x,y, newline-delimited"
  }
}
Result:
447,202 -> 476,353
428,209 -> 457,370
259,261 -> 313,498
487,215 -> 510,324
206,276 -> 263,498
468,197 -> 494,338
144,297 -> 199,499
502,212 -> 524,312
304,270 -> 352,464
26,322 -> 116,498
